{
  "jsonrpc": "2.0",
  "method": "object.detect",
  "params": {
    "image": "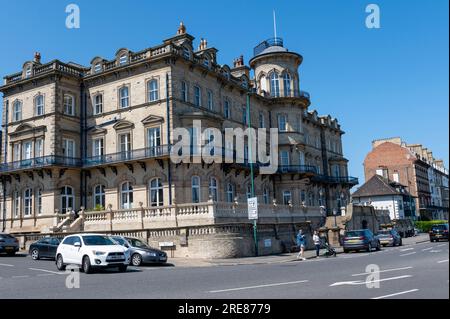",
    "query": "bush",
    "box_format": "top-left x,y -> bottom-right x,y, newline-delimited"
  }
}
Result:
94,204 -> 105,211
415,220 -> 447,233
